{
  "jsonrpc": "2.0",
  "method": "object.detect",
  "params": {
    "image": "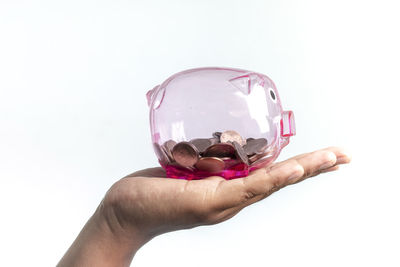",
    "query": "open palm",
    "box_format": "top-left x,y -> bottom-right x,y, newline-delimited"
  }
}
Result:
103,147 -> 351,240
